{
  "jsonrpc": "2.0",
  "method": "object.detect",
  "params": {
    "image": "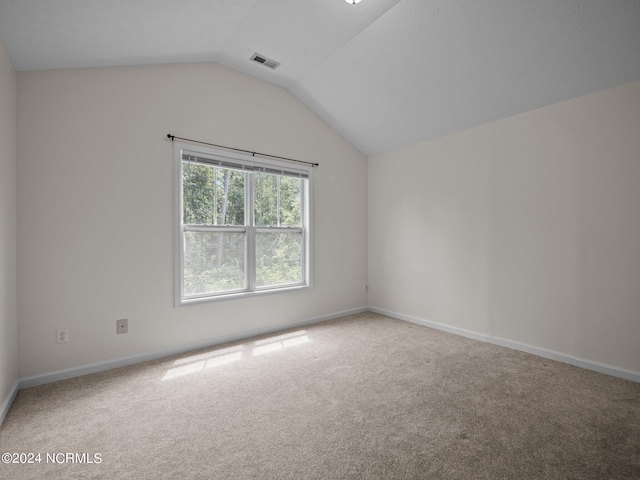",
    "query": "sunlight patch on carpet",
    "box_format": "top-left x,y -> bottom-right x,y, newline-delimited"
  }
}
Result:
252,330 -> 309,356
161,330 -> 310,380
